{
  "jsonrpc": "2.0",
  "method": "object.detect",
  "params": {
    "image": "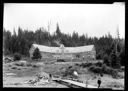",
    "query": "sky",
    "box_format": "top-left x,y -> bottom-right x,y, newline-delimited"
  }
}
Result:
3,3 -> 125,38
